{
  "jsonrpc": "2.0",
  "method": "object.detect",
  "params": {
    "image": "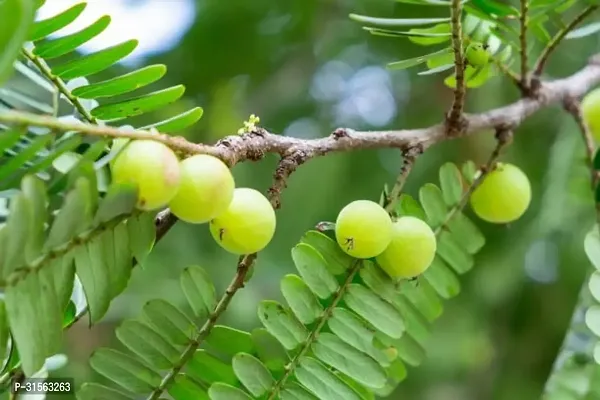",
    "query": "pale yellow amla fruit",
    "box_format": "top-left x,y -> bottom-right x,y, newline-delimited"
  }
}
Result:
168,154 -> 235,224
335,200 -> 393,259
210,188 -> 276,254
469,163 -> 531,224
111,139 -> 181,211
376,216 -> 437,280
581,87 -> 600,141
